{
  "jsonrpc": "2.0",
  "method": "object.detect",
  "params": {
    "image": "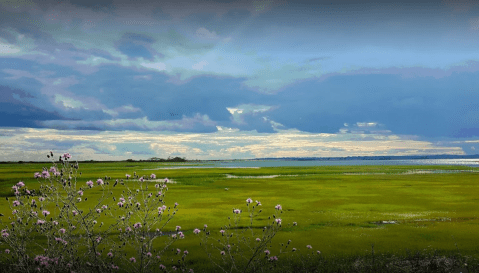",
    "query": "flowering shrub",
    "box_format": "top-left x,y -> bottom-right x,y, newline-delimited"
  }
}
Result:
0,152 -> 305,273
